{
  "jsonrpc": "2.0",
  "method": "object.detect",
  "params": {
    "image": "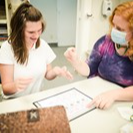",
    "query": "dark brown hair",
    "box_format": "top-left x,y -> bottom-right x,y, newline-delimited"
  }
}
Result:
8,2 -> 46,64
